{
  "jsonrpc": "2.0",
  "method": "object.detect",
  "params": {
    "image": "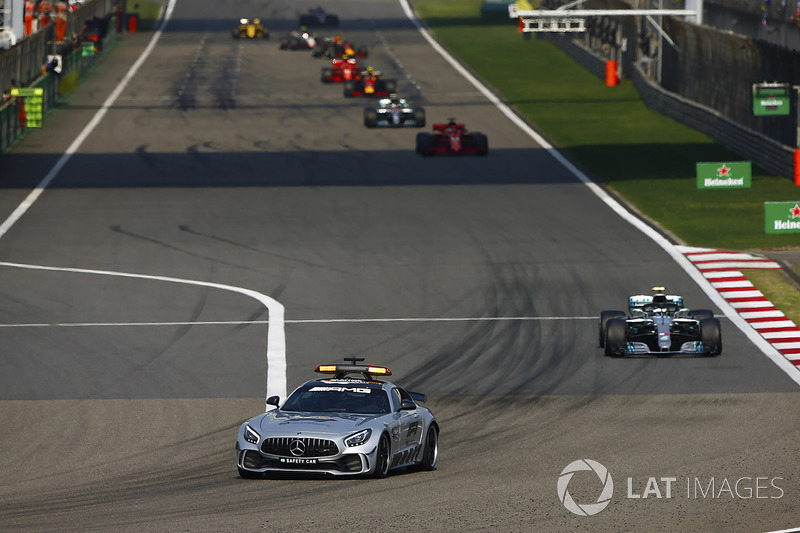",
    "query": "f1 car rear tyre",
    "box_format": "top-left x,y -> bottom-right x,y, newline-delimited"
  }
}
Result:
700,318 -> 722,355
364,109 -> 378,128
692,309 -> 714,320
418,425 -> 439,471
416,133 -> 433,155
599,310 -> 626,347
373,434 -> 391,478
604,318 -> 627,357
414,108 -> 426,127
238,467 -> 262,479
